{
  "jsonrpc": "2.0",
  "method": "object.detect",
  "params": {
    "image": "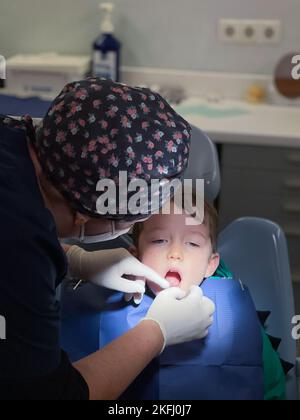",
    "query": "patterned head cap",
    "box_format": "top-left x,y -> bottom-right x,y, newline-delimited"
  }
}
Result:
35,78 -> 192,220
